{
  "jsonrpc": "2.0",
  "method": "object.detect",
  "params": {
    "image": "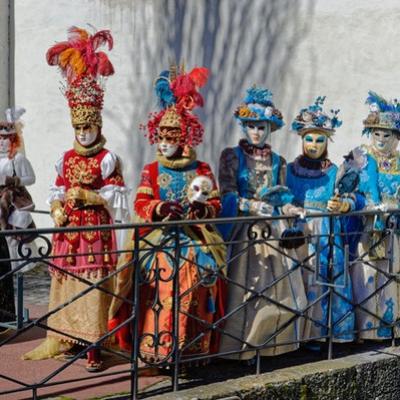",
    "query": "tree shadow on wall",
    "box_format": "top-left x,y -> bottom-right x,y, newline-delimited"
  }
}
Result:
104,0 -> 316,188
